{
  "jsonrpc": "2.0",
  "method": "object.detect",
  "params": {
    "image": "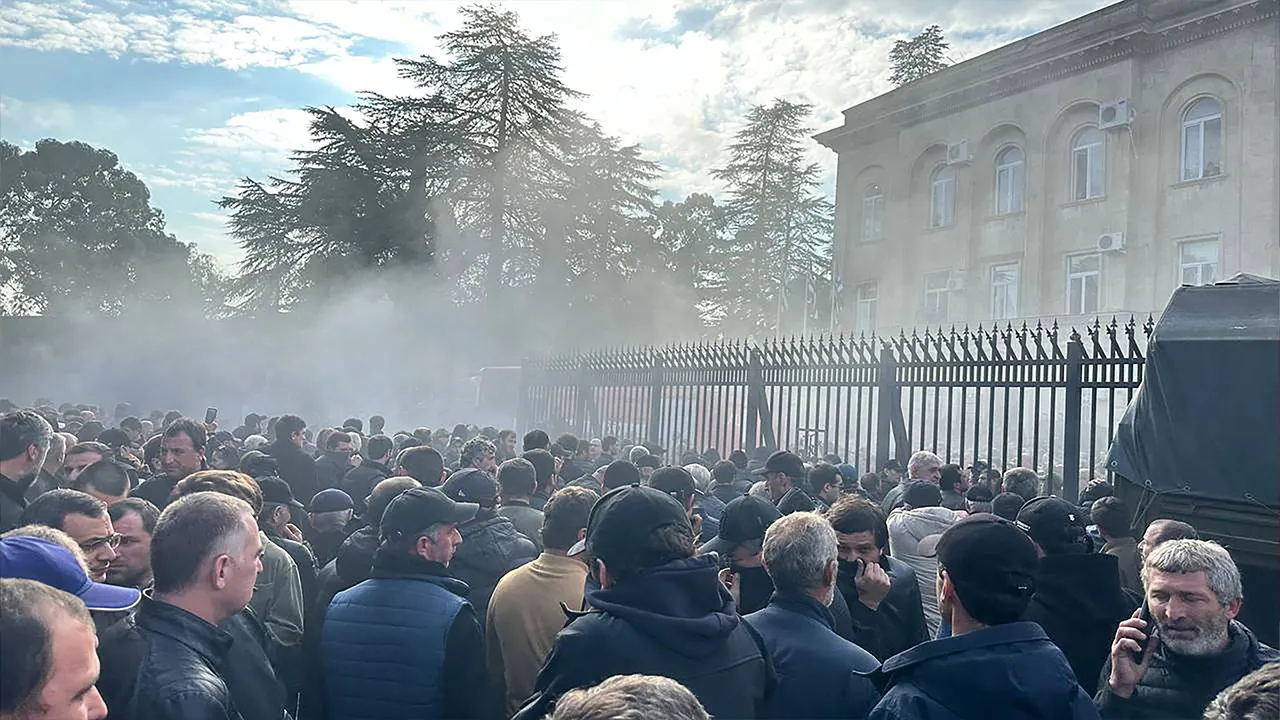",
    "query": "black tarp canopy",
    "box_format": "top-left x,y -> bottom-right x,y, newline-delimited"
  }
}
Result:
1108,273 -> 1280,506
